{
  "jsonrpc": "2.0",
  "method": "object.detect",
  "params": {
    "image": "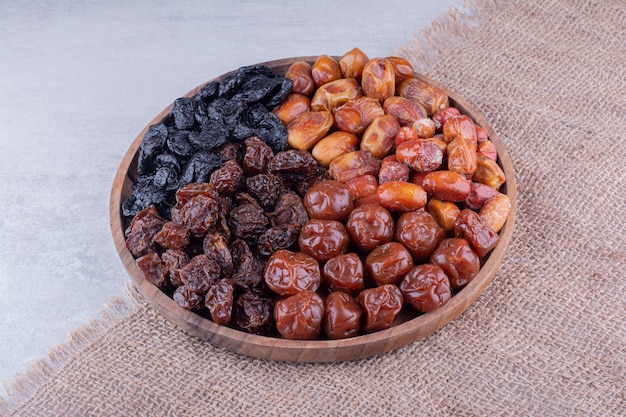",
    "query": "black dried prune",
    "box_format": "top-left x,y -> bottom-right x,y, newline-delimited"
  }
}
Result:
263,77 -> 293,109
228,203 -> 268,244
179,254 -> 221,294
125,205 -> 166,257
197,81 -> 220,104
203,232 -> 234,277
233,76 -> 293,109
137,123 -> 168,175
255,111 -> 288,154
234,291 -> 273,334
210,160 -> 244,195
180,152 -> 222,184
218,65 -> 275,99
266,192 -> 309,228
122,176 -> 171,219
167,130 -> 194,159
256,224 -> 300,256
245,174 -> 284,208
243,136 -> 273,176
153,153 -> 181,191
188,119 -> 230,152
269,150 -> 318,180
172,97 -> 196,130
